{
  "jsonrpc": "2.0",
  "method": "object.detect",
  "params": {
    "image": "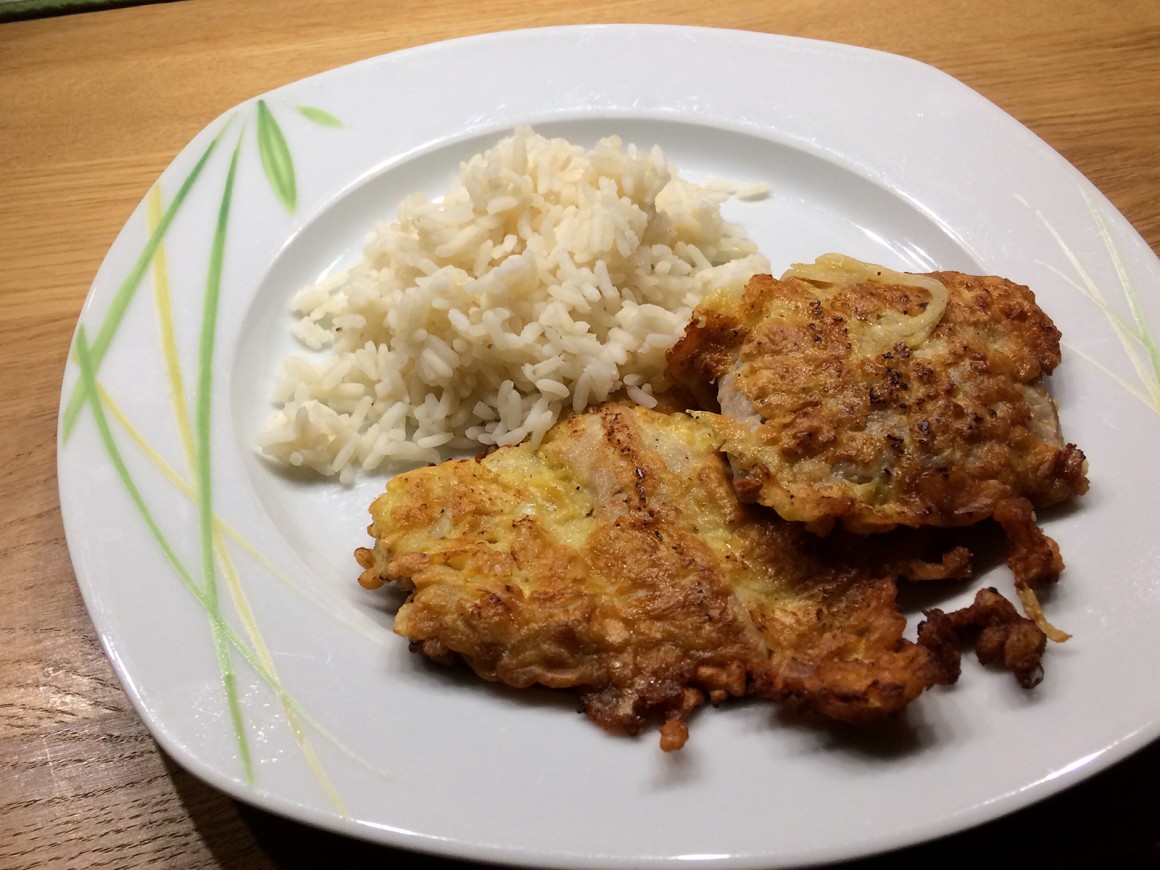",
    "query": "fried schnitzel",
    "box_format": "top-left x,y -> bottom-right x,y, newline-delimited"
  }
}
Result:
666,256 -> 1087,638
667,257 -> 1088,534
356,402 -> 1030,750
